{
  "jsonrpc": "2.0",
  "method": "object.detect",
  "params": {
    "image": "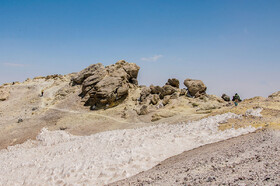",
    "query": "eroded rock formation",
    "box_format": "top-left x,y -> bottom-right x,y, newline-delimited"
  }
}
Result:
72,60 -> 140,109
183,79 -> 207,97
166,78 -> 180,88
